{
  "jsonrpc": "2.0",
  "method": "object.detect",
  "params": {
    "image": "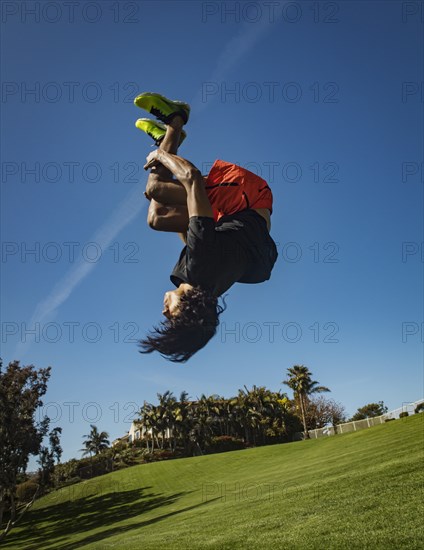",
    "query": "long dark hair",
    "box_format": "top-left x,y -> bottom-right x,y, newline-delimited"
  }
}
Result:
139,287 -> 227,363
